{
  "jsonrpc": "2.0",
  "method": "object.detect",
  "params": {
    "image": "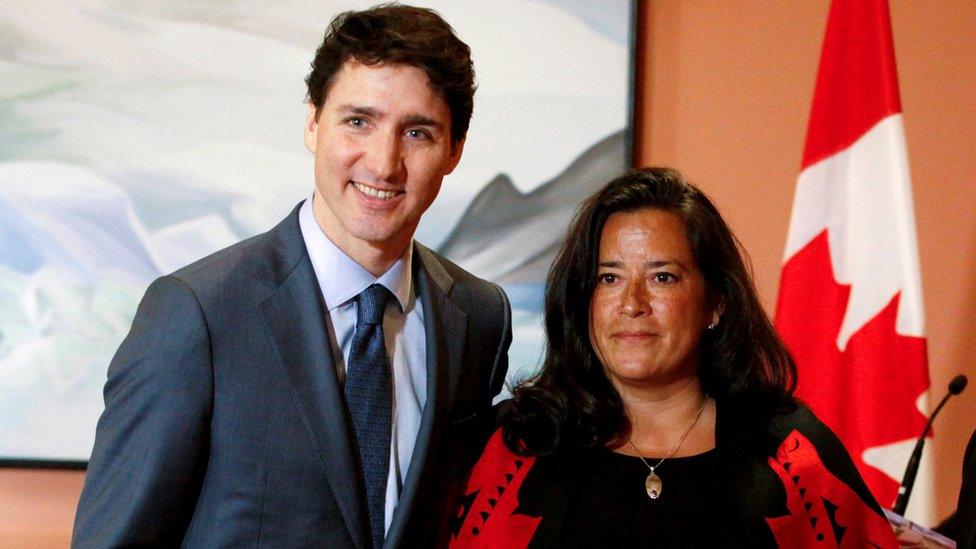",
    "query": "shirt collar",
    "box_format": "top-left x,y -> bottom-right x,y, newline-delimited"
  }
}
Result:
298,195 -> 413,313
